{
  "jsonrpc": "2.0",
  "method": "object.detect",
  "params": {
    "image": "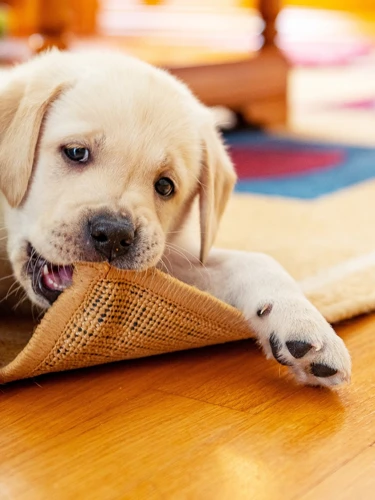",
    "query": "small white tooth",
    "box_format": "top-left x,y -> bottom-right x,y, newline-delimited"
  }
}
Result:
46,277 -> 59,290
43,264 -> 49,276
